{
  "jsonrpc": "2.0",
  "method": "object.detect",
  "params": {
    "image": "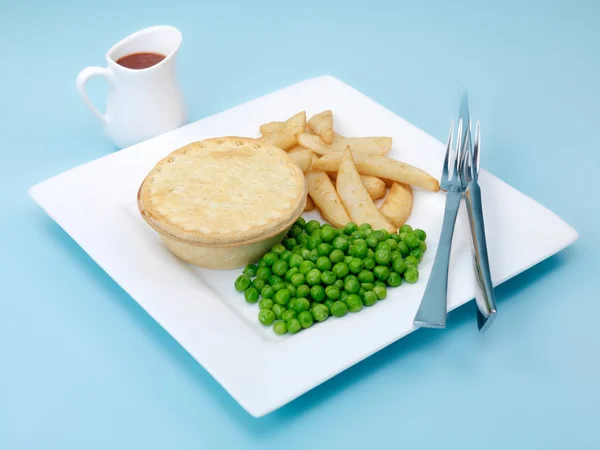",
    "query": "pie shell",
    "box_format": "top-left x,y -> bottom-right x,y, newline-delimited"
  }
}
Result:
137,137 -> 307,269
